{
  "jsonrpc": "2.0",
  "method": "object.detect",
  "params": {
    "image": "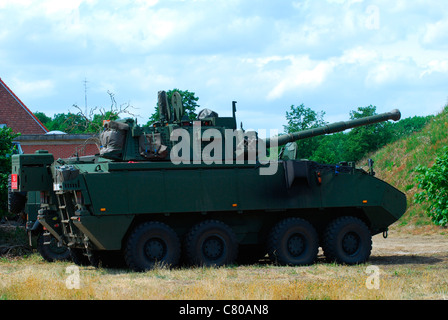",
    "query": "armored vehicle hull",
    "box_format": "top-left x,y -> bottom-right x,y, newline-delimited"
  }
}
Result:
12,151 -> 406,269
